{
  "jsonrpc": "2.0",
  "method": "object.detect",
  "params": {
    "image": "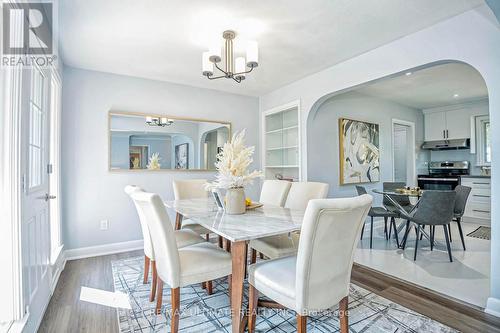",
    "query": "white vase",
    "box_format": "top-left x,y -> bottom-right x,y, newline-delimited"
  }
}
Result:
225,187 -> 246,215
